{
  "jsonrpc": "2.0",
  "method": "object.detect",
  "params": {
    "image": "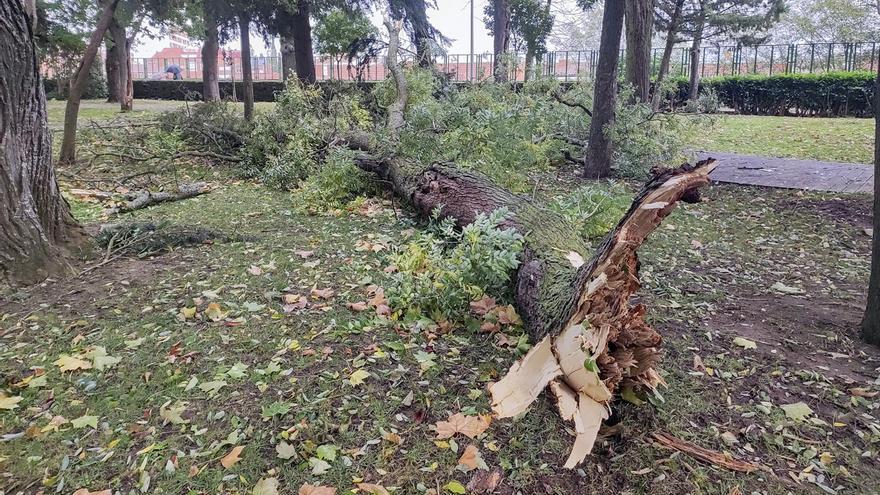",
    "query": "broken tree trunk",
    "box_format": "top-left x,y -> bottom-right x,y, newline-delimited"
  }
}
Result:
351,20 -> 718,469
105,182 -> 211,215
